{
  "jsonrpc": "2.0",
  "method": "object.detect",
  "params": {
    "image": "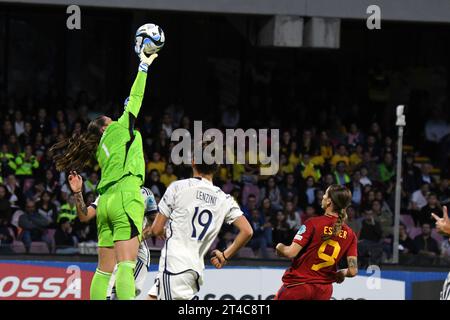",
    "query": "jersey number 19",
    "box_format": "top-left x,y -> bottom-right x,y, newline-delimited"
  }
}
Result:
191,207 -> 213,241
